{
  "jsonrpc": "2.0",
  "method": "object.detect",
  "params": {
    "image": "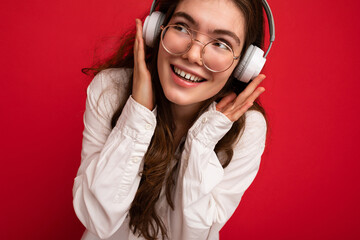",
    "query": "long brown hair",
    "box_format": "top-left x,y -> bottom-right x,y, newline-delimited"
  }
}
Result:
83,0 -> 266,239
